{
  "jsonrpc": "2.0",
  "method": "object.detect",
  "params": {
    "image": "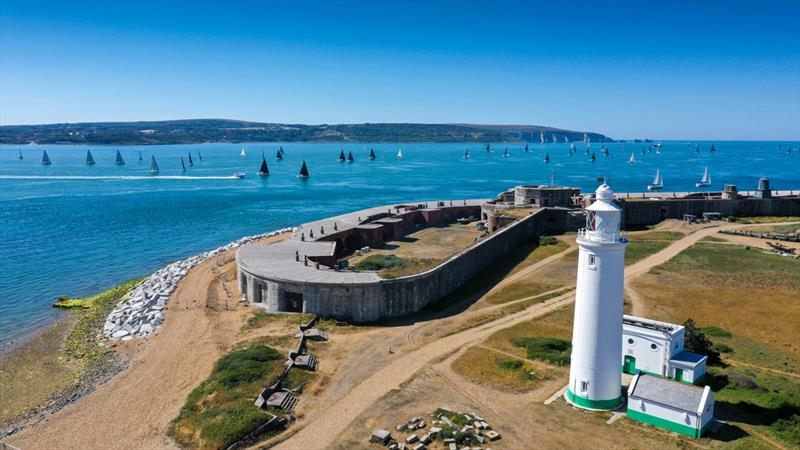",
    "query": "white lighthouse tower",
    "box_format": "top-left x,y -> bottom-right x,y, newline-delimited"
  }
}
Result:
566,183 -> 628,410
